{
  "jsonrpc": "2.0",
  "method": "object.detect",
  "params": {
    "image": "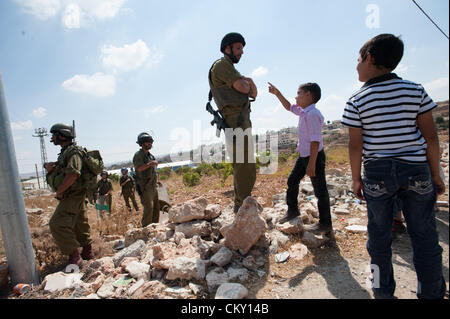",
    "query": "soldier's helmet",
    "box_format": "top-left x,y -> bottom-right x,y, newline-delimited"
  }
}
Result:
101,171 -> 108,177
137,132 -> 154,146
121,167 -> 128,173
50,123 -> 74,138
220,32 -> 246,53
